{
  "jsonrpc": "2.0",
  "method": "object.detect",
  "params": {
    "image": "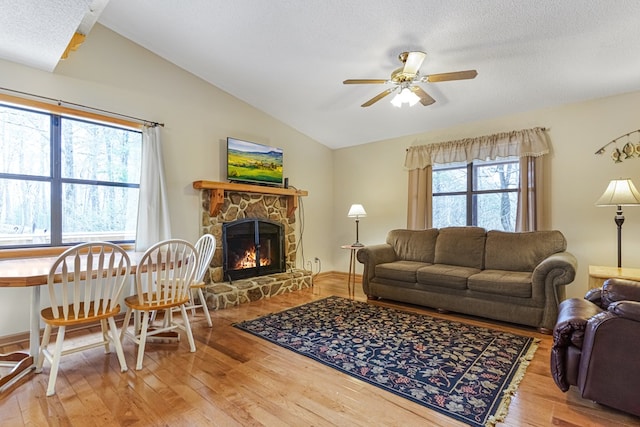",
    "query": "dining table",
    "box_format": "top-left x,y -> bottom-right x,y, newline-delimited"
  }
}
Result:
0,250 -> 145,394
